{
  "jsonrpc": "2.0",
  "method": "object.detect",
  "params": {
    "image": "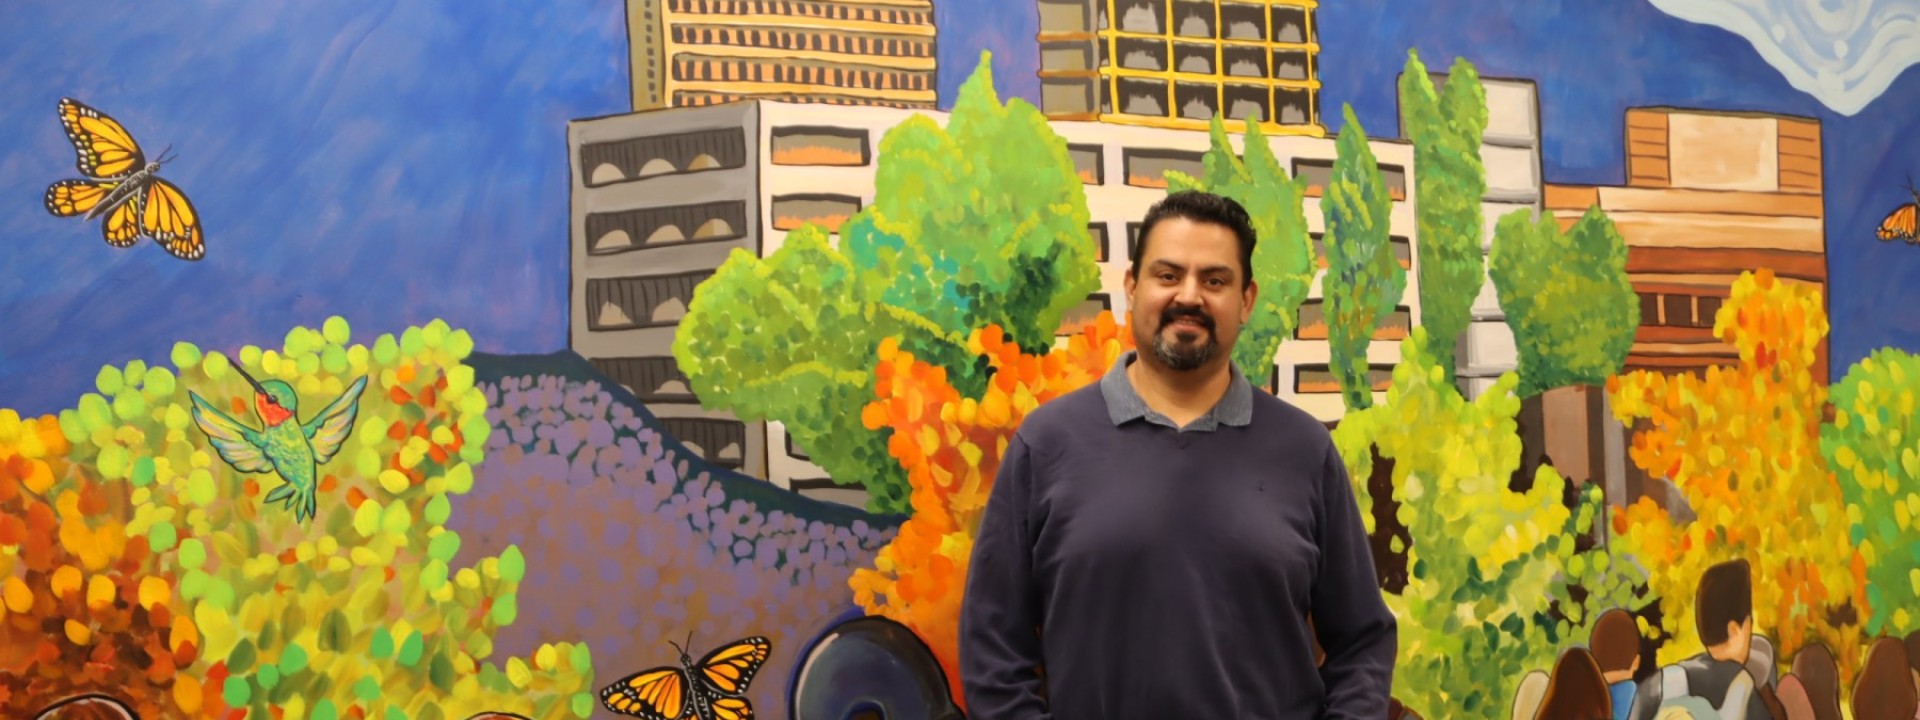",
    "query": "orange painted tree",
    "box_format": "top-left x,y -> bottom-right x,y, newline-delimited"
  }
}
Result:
0,411 -> 195,718
848,312 -> 1133,706
1607,269 -> 1862,677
